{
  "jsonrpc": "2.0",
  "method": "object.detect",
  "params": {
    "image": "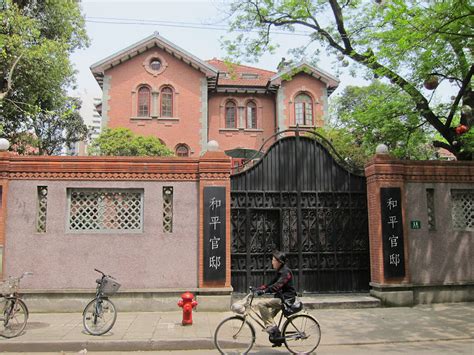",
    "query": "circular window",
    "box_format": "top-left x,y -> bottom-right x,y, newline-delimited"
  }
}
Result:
150,59 -> 162,71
